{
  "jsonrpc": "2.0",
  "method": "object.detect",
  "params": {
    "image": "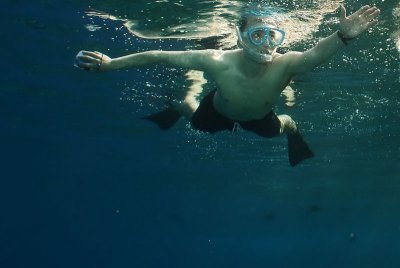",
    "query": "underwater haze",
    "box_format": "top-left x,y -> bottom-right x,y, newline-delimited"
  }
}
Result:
1,0 -> 400,267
